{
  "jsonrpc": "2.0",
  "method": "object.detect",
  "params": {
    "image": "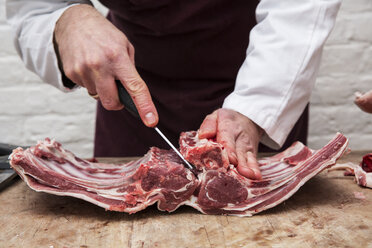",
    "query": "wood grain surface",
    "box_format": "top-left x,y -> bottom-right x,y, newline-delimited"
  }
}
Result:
0,152 -> 371,248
